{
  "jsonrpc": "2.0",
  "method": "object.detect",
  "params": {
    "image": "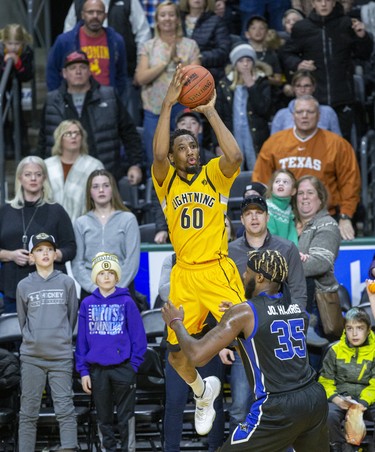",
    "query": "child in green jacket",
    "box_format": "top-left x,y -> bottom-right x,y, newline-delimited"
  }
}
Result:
319,307 -> 375,452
